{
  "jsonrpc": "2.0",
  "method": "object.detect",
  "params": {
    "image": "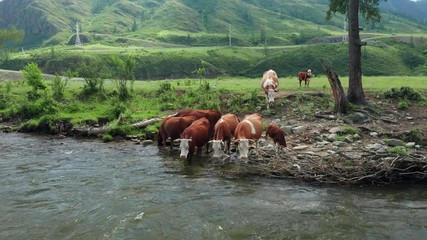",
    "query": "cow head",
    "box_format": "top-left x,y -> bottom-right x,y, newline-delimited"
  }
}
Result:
179,139 -> 191,159
234,139 -> 254,160
210,140 -> 224,159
